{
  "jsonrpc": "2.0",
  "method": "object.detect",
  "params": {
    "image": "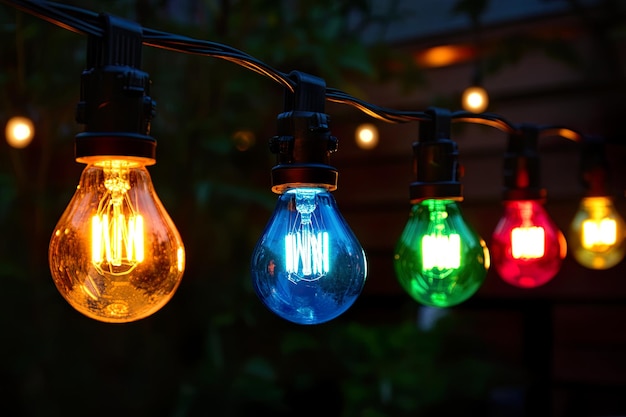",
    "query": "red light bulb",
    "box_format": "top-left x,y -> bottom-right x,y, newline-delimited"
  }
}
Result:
491,200 -> 567,288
